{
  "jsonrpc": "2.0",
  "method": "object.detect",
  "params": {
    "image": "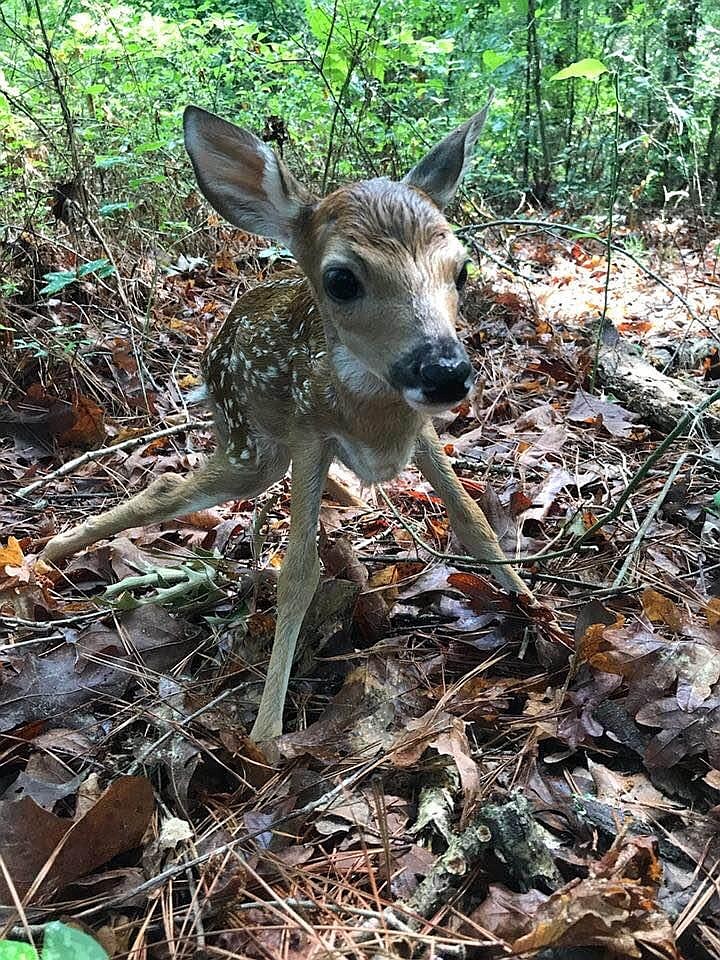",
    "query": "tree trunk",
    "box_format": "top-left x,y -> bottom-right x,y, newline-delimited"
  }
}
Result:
527,0 -> 551,202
